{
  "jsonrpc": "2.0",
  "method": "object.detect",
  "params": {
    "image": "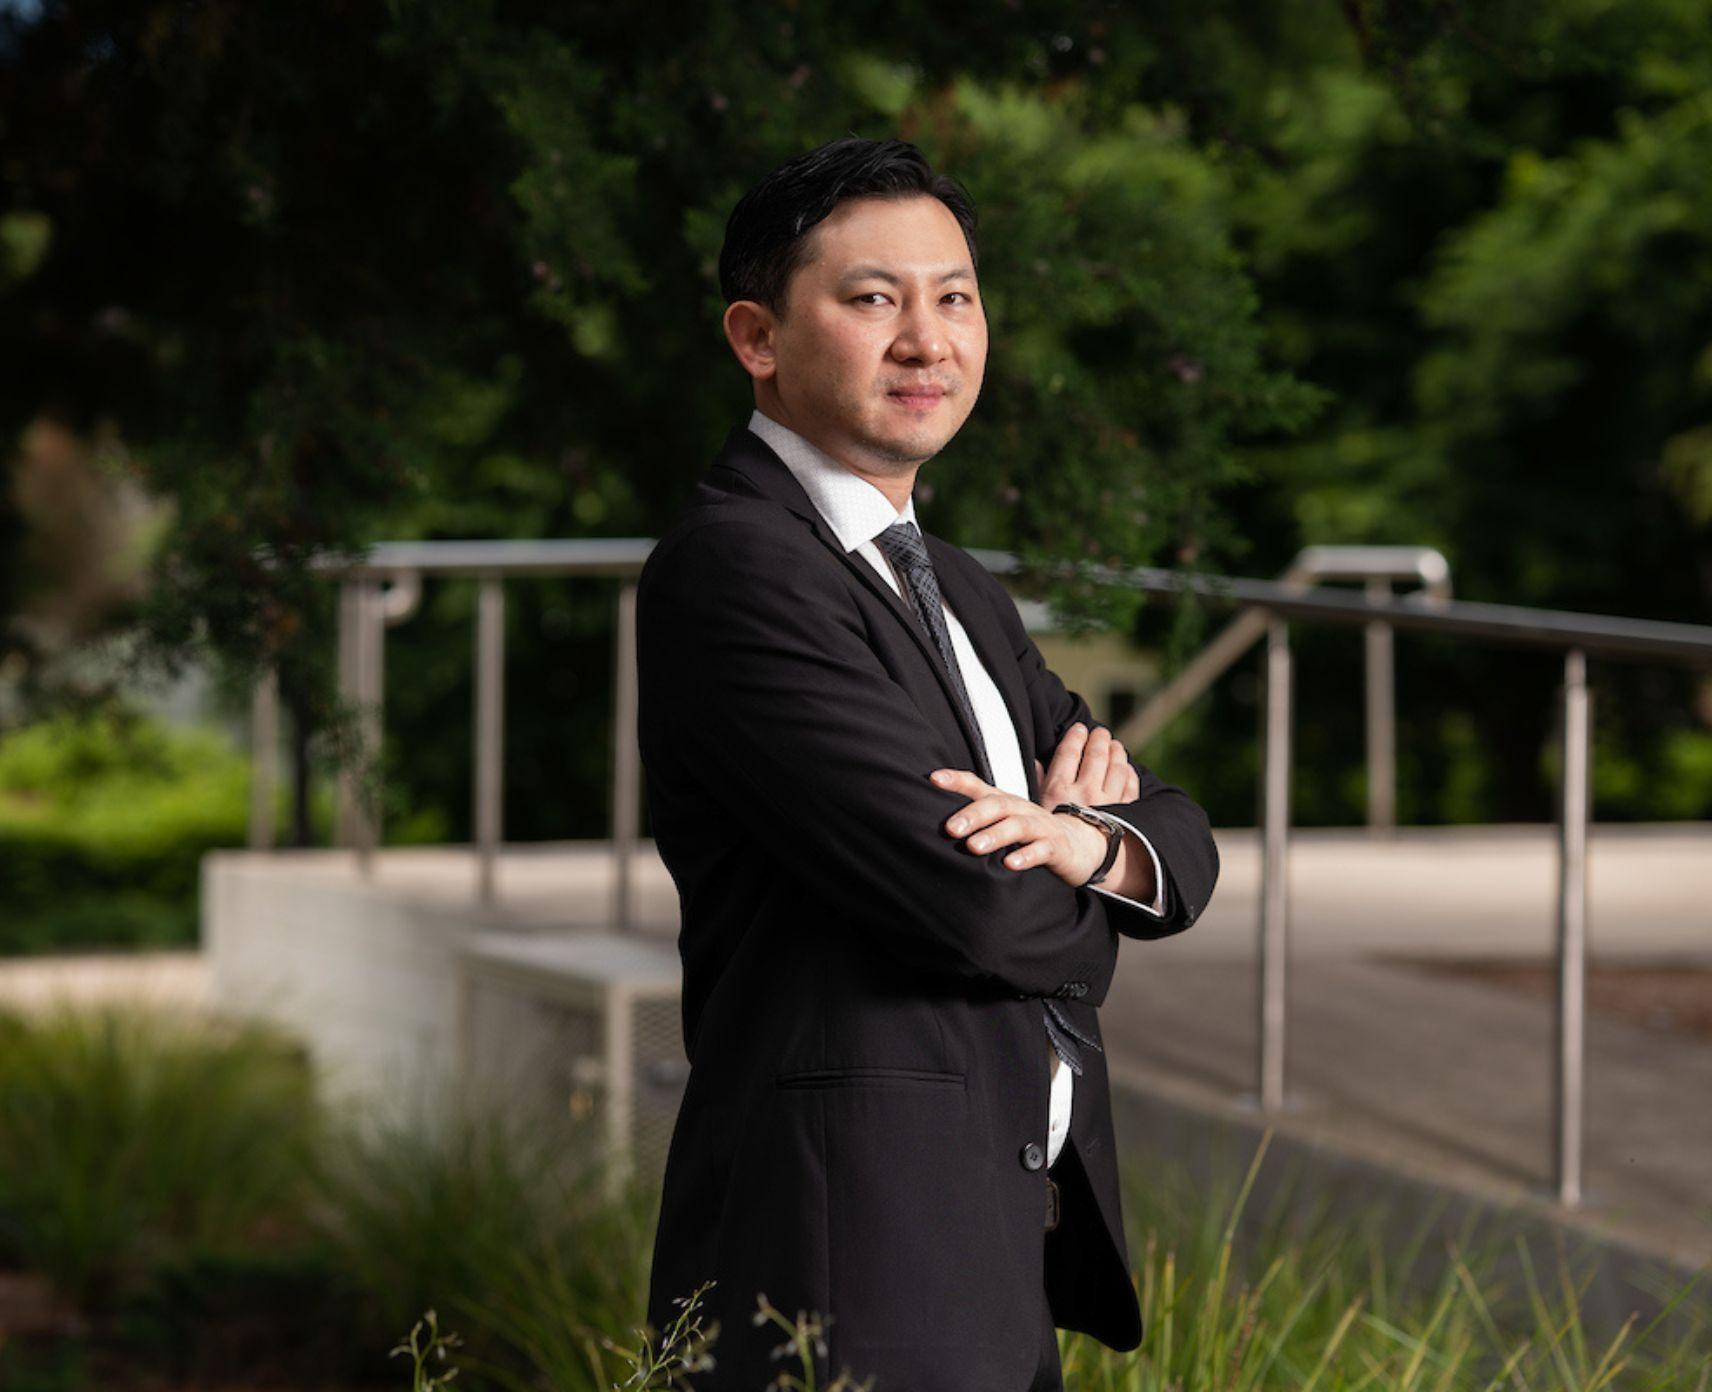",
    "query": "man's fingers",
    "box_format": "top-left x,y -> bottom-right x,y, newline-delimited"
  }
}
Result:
937,781 -> 1044,843
1001,808 -> 1103,880
967,813 -> 1062,870
1081,724 -> 1113,766
1048,723 -> 1088,782
958,813 -> 1038,856
1073,725 -> 1112,790
1101,738 -> 1131,802
999,838 -> 1050,870
1054,722 -> 1116,802
1041,721 -> 1144,820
